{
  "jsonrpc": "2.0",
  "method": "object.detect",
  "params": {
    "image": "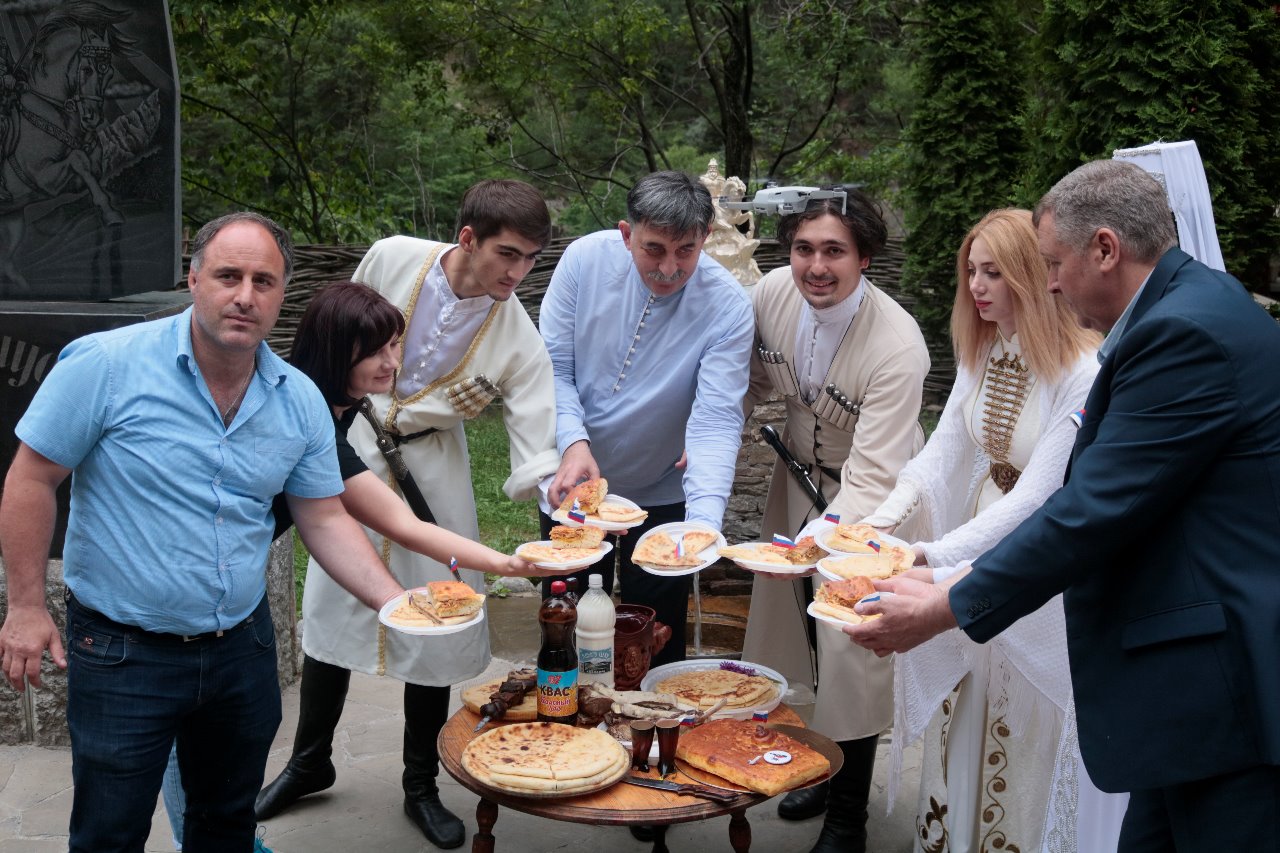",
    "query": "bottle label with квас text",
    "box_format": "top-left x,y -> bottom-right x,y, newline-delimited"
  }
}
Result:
536,668 -> 579,717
